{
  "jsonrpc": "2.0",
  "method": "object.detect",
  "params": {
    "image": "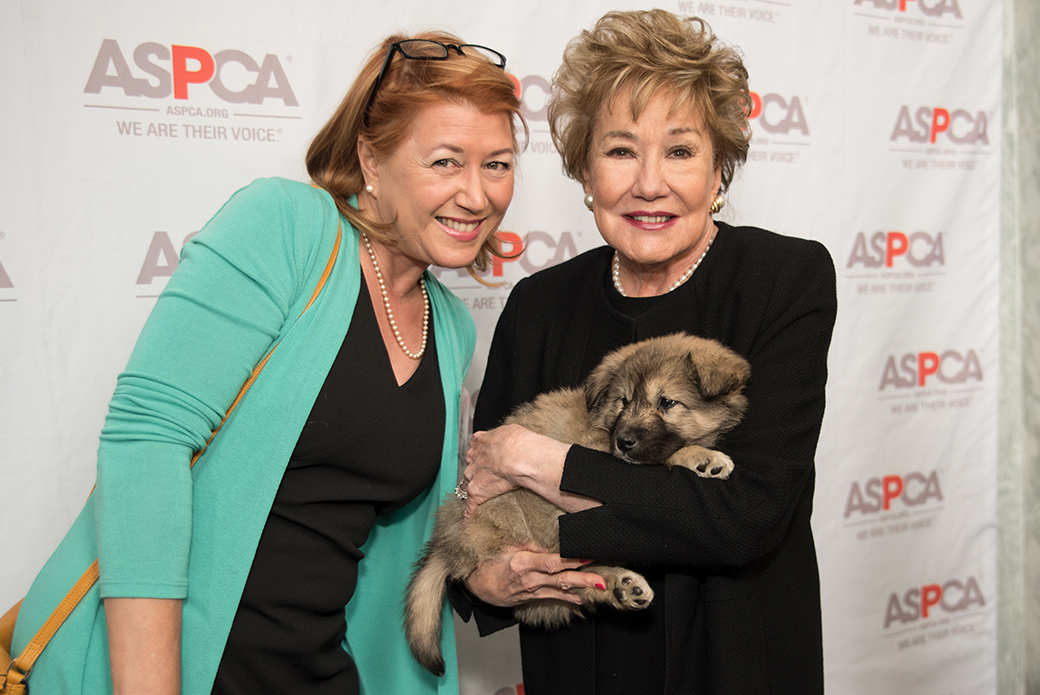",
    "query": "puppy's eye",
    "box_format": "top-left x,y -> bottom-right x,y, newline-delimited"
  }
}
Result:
658,397 -> 677,411
620,396 -> 629,407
